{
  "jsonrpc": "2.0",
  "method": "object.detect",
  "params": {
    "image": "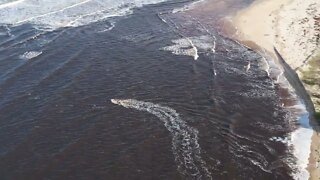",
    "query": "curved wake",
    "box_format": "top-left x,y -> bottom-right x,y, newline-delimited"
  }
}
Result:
111,99 -> 212,179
